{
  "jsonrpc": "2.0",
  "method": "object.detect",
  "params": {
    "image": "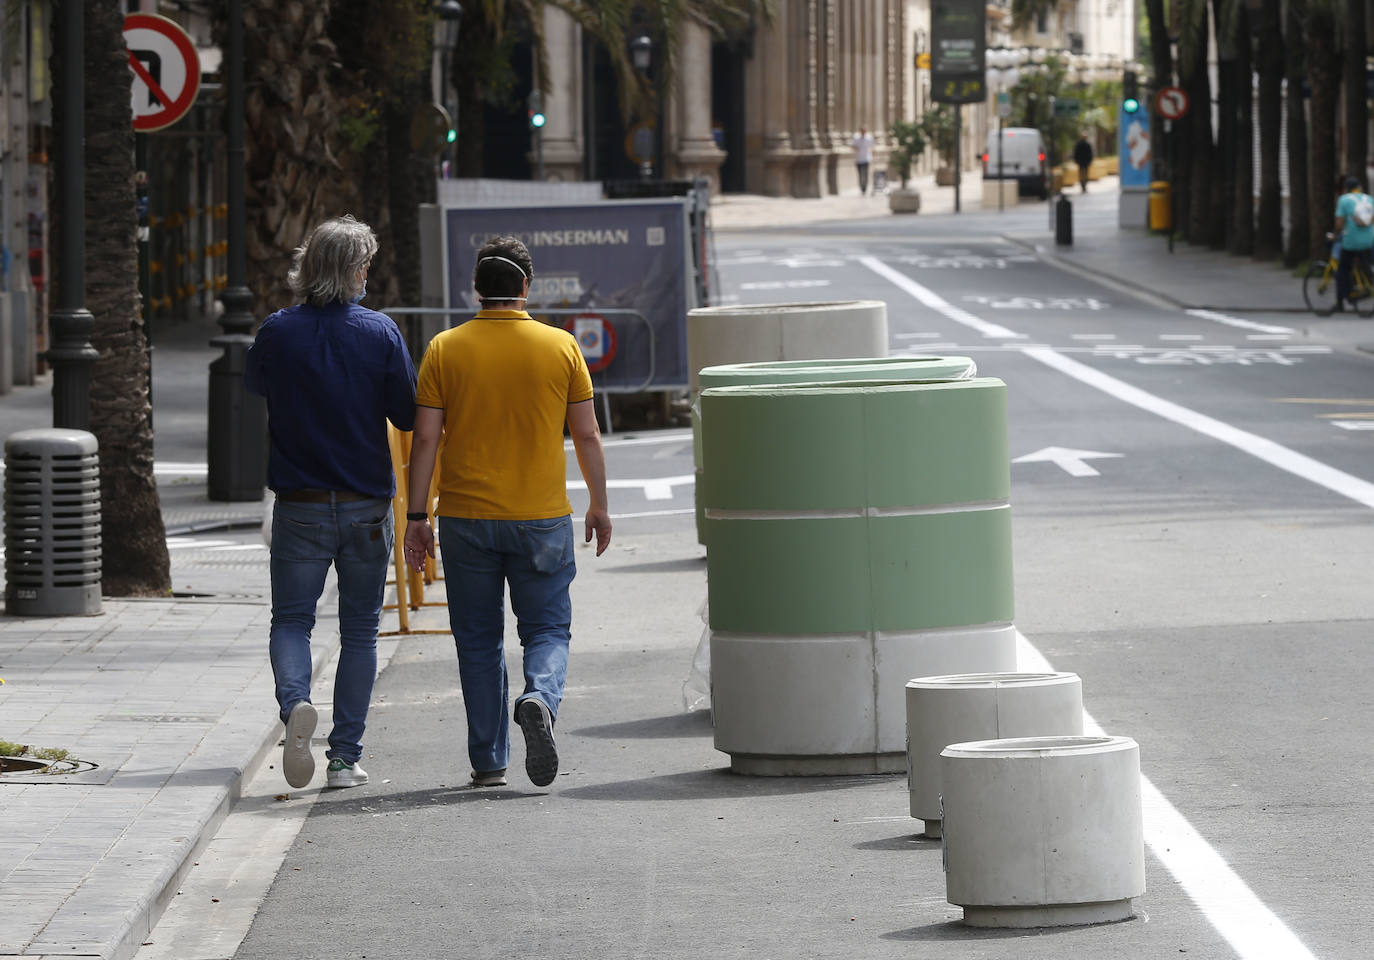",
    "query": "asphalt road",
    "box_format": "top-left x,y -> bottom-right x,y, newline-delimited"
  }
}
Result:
140,202 -> 1374,960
